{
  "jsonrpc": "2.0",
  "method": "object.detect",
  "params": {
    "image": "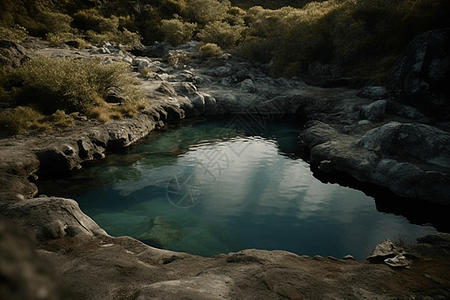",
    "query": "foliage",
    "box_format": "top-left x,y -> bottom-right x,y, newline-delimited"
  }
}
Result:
7,56 -> 146,117
46,32 -> 88,48
184,0 -> 230,24
50,110 -> 75,127
73,9 -> 119,33
160,19 -> 196,46
234,0 -> 450,77
199,43 -> 223,57
0,106 -> 51,134
0,0 -> 449,81
159,0 -> 187,18
197,21 -> 244,48
0,25 -> 29,43
36,9 -> 73,34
